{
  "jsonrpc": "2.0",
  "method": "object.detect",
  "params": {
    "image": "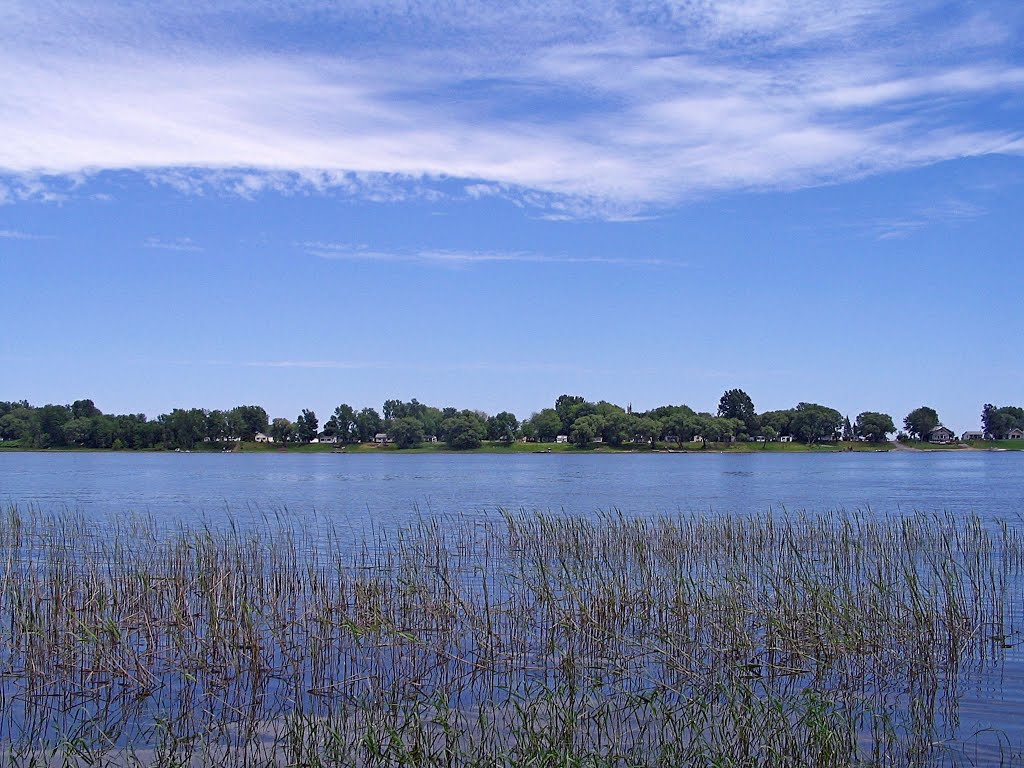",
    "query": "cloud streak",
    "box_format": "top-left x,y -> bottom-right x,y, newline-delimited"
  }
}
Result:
143,237 -> 203,252
0,229 -> 47,240
304,242 -> 677,267
1,1 -> 1022,216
